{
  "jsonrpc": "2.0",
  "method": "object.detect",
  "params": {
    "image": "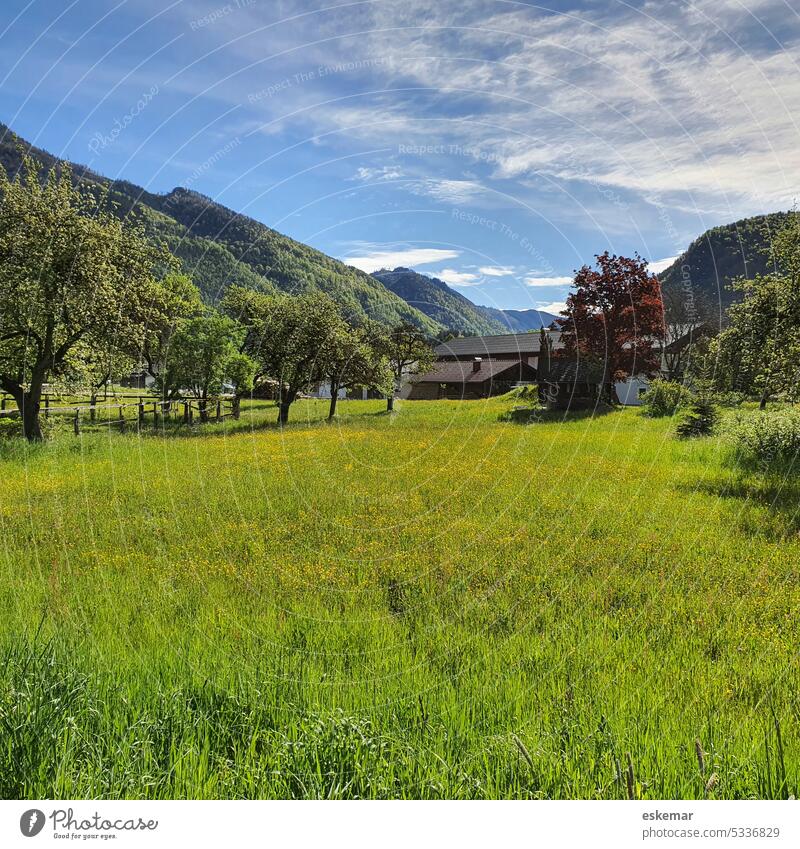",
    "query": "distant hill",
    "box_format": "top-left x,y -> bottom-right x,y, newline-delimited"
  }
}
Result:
477,306 -> 558,331
372,267 -> 558,335
371,267 -> 507,336
657,212 -> 790,310
0,124 -> 441,333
